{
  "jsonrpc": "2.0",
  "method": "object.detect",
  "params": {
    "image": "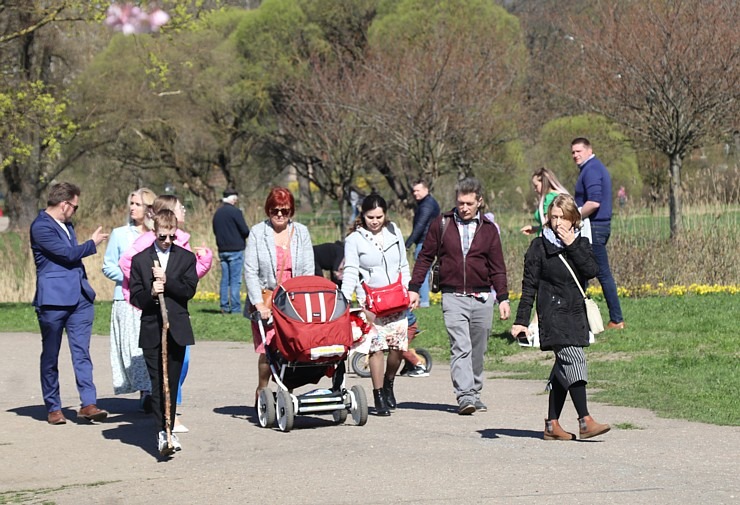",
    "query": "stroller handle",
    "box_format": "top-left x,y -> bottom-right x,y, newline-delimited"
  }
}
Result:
249,310 -> 272,323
